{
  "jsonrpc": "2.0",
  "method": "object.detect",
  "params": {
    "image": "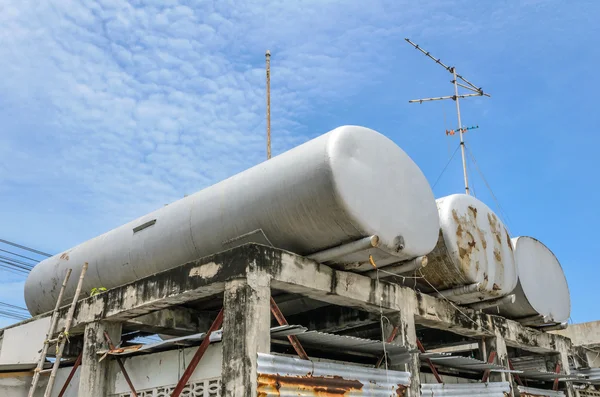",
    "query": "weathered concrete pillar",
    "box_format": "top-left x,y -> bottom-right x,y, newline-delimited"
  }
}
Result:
386,298 -> 420,397
480,331 -> 516,396
78,321 -> 122,397
221,269 -> 271,397
482,331 -> 512,394
557,340 -> 576,397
